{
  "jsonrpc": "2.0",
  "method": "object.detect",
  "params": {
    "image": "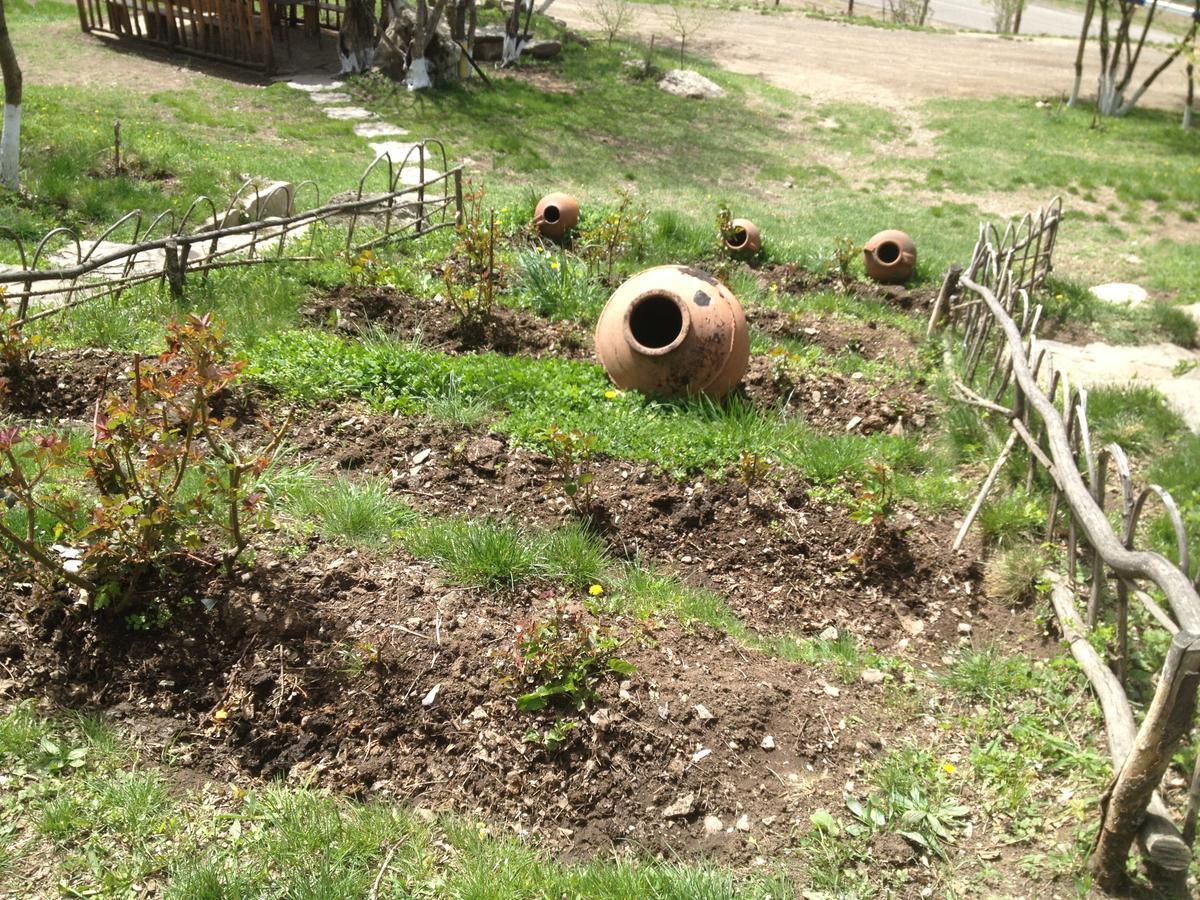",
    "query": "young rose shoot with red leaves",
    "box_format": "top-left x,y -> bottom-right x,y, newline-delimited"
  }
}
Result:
0,314 -> 289,612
